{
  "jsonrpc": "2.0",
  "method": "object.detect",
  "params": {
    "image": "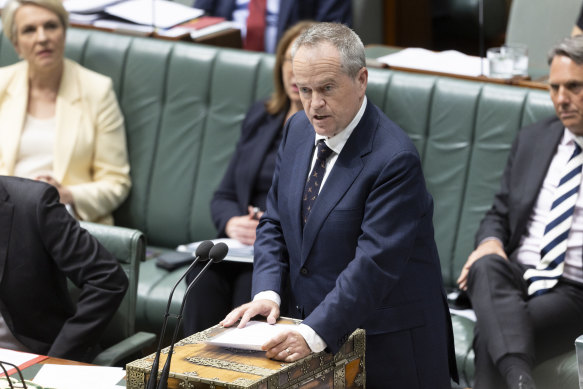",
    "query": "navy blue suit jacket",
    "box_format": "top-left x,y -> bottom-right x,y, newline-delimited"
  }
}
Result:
252,102 -> 457,387
211,101 -> 285,235
193,0 -> 352,46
